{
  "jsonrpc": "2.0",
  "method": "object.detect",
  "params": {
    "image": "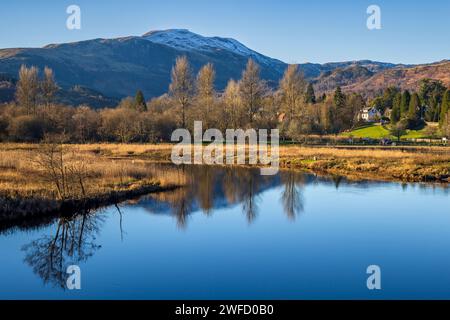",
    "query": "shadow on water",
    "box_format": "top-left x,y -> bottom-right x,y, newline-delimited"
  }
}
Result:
21,210 -> 104,289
